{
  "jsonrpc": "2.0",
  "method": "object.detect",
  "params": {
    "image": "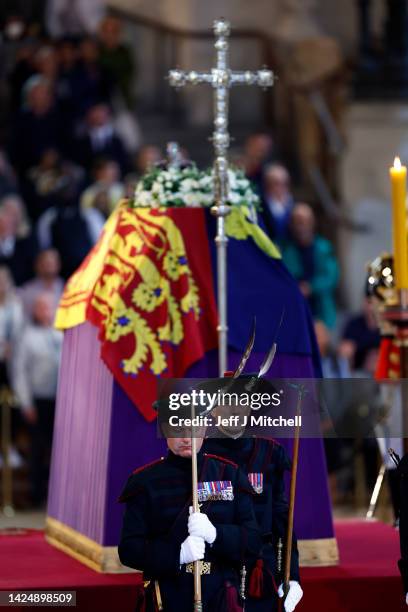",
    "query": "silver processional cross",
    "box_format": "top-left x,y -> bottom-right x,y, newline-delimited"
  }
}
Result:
169,18 -> 274,376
